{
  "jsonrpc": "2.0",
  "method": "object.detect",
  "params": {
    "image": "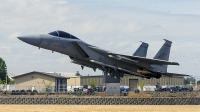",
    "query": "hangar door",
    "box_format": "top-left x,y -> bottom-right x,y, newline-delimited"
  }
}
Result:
129,79 -> 138,91
55,78 -> 67,92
